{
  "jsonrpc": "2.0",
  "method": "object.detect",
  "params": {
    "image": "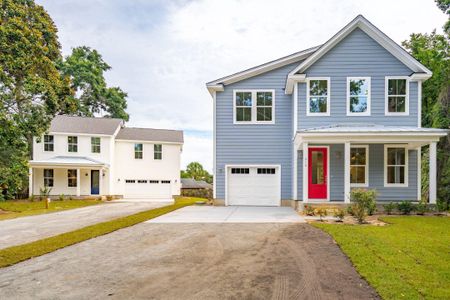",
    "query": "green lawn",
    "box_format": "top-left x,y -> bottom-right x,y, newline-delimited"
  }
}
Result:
313,216 -> 450,300
0,199 -> 103,220
0,196 -> 201,268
